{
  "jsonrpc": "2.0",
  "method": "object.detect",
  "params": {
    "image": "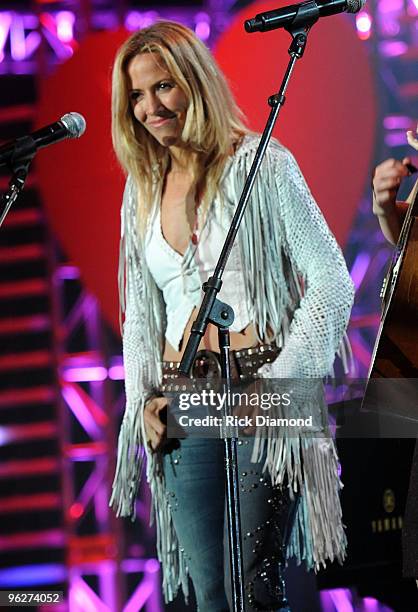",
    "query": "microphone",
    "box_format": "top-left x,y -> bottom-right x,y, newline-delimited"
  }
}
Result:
0,112 -> 86,167
245,0 -> 366,33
